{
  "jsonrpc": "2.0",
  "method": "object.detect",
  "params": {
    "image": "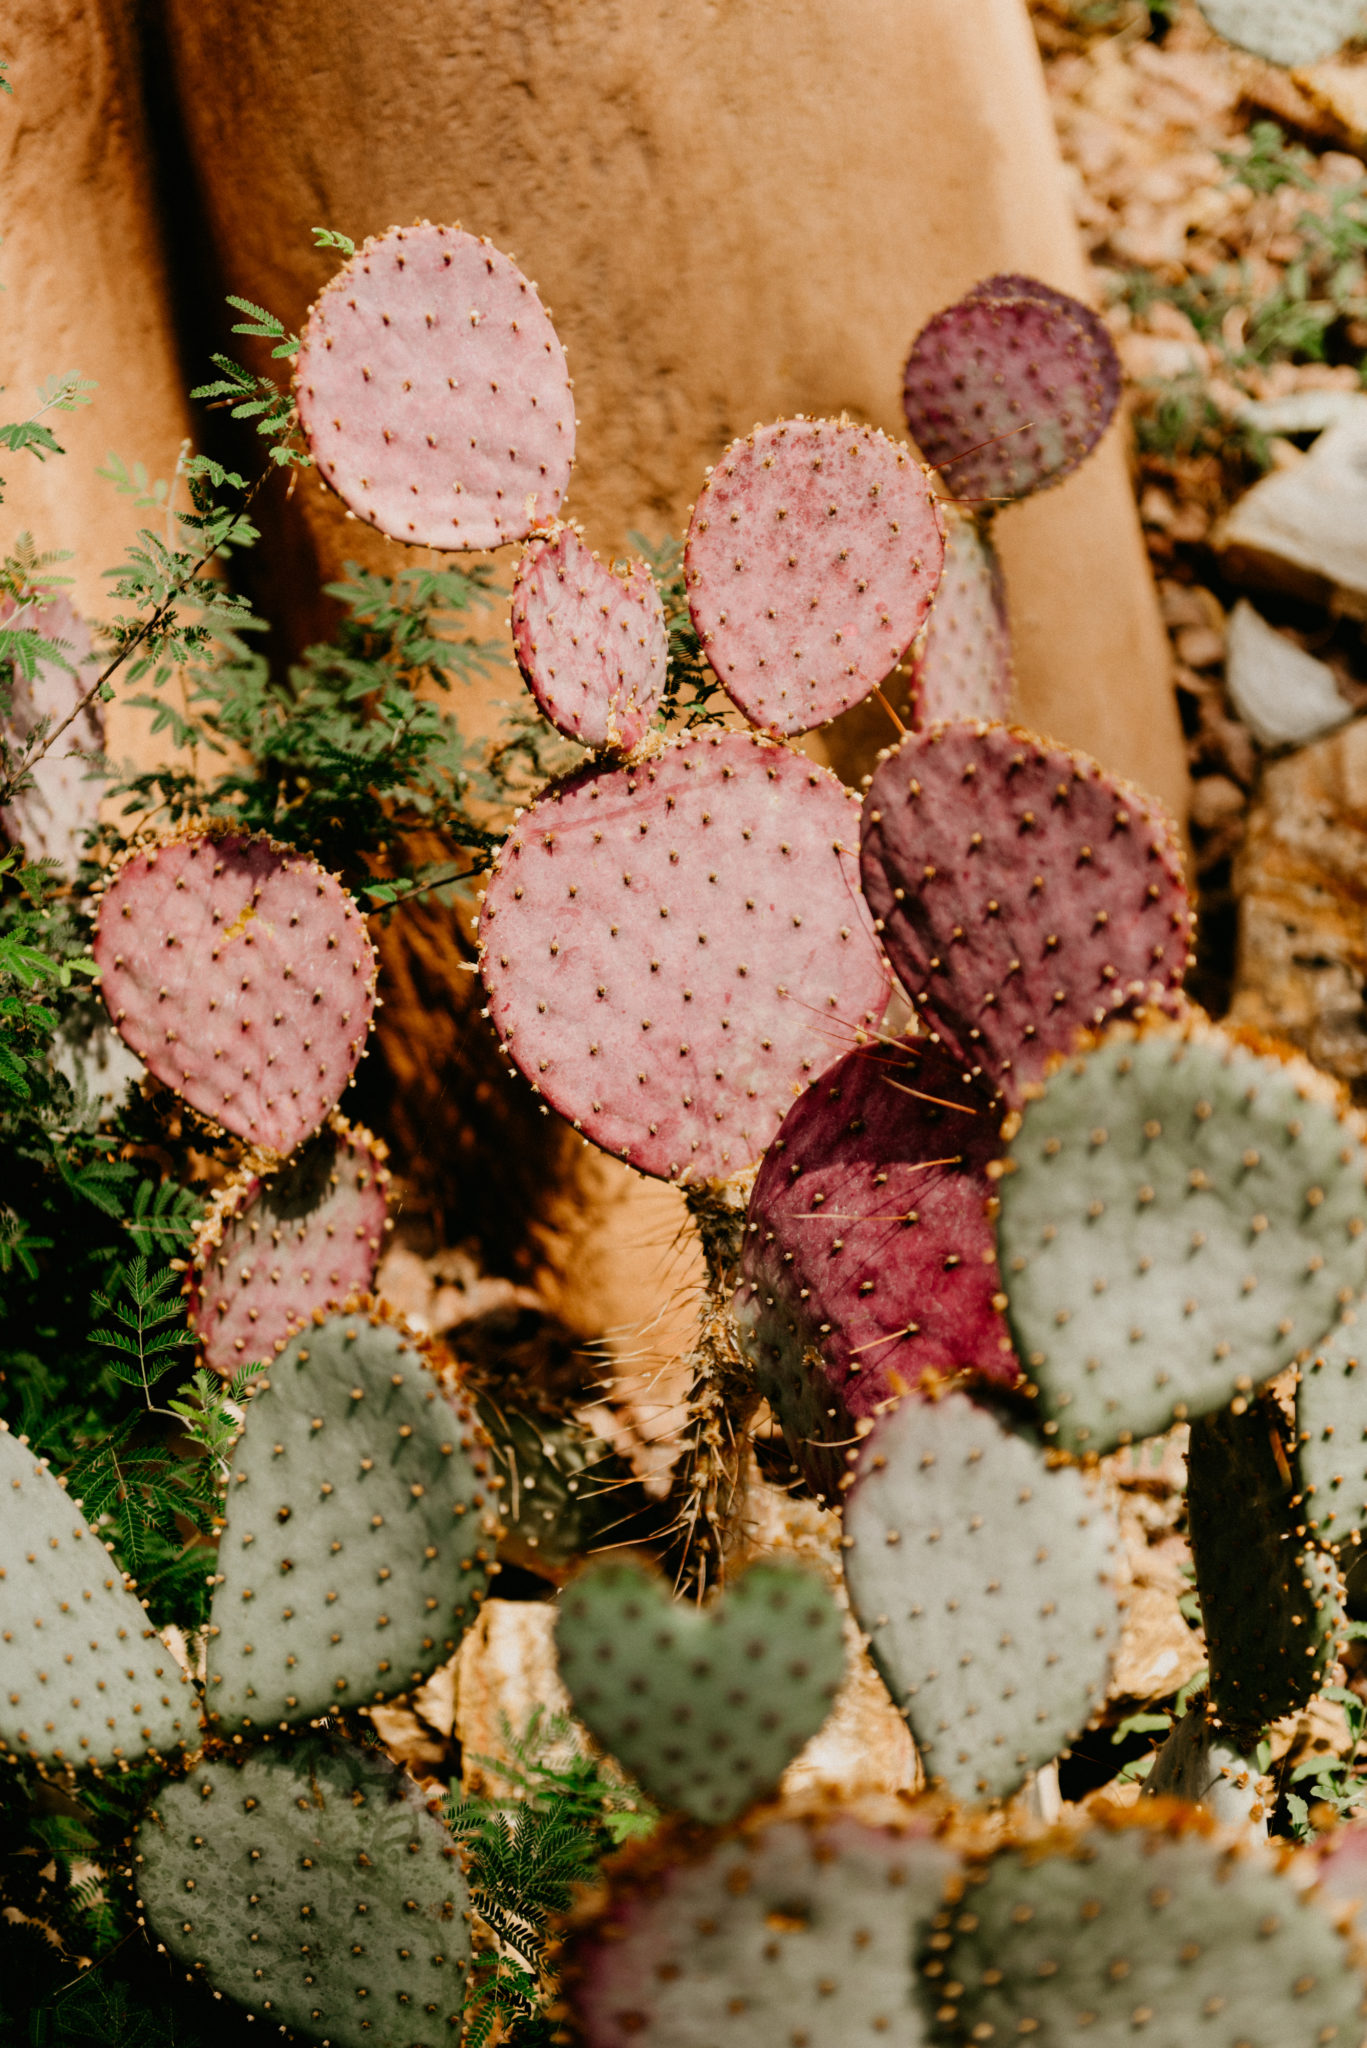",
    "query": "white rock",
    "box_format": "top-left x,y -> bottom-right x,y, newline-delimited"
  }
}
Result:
1218,406 -> 1367,615
1225,599 -> 1350,747
1237,390 -> 1367,437
1197,0 -> 1365,68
